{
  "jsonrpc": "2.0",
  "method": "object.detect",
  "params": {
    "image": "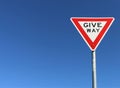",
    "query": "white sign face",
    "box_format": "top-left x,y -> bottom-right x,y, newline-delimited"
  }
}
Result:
70,17 -> 115,51
79,21 -> 107,42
